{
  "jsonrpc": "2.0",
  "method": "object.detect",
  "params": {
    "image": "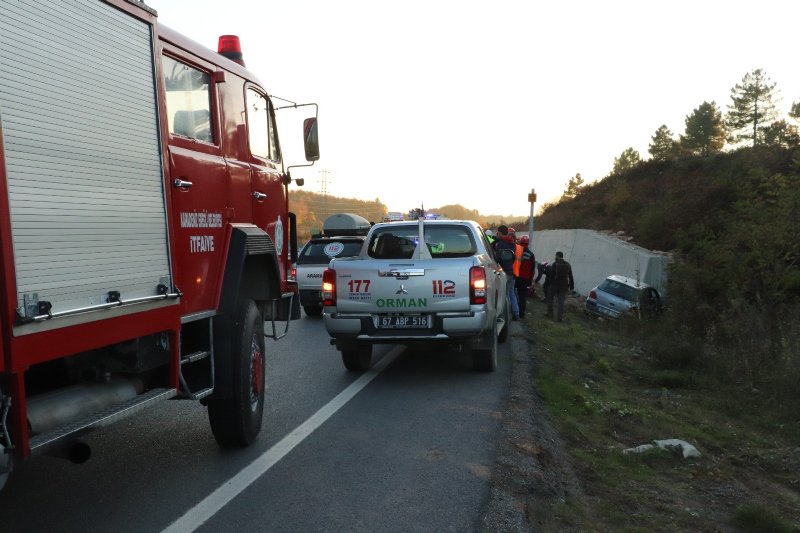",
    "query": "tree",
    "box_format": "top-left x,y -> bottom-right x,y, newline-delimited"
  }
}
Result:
649,125 -> 680,161
408,207 -> 425,220
790,101 -> 800,121
680,101 -> 726,156
437,204 -> 480,221
612,148 -> 641,175
561,173 -> 585,200
726,68 -> 779,147
761,119 -> 800,148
